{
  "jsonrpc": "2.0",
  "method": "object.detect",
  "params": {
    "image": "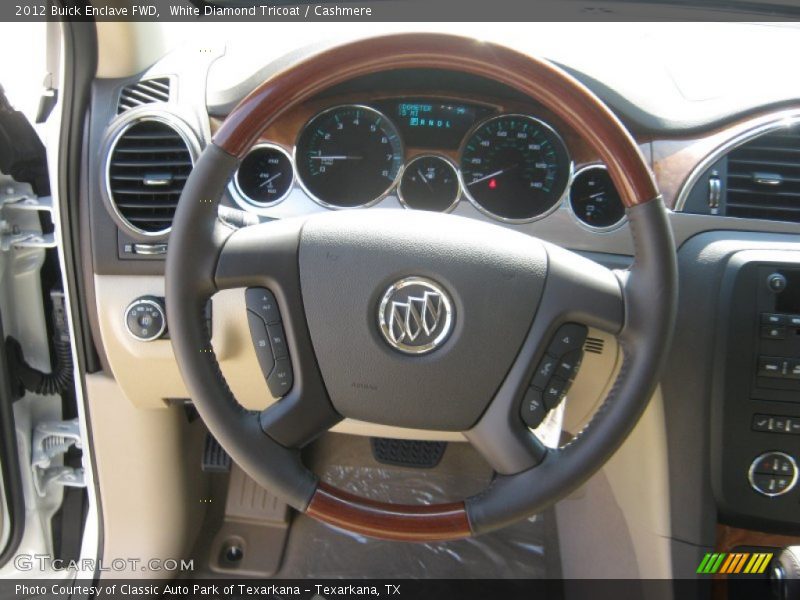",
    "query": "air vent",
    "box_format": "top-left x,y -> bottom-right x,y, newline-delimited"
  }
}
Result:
726,127 -> 800,223
584,337 -> 604,355
106,118 -> 194,235
117,78 -> 170,114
